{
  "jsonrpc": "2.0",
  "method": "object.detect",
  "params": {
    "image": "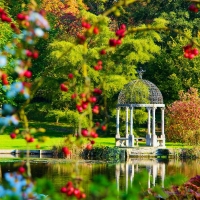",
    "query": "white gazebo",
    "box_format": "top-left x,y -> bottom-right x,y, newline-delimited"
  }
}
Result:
115,70 -> 165,147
